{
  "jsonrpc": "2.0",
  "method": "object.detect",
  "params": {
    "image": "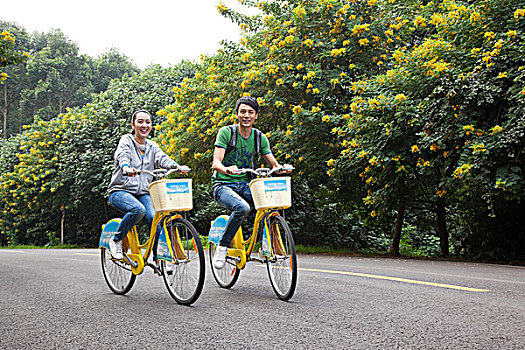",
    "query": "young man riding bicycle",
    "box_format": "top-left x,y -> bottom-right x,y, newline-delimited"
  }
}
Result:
211,96 -> 291,269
